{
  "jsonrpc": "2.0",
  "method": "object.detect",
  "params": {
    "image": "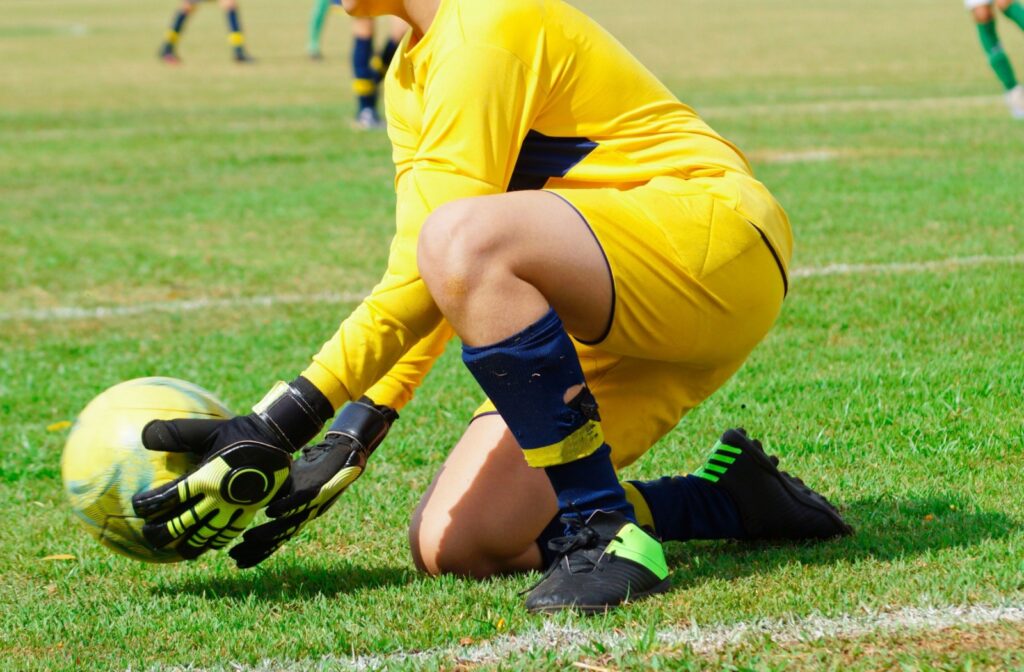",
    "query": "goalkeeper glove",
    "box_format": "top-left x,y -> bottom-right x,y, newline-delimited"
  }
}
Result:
131,377 -> 334,560
228,397 -> 396,569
